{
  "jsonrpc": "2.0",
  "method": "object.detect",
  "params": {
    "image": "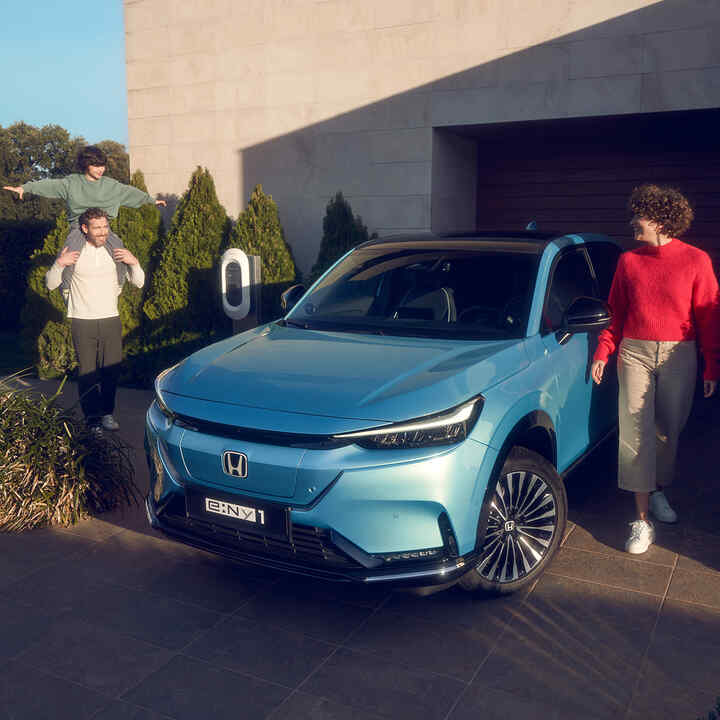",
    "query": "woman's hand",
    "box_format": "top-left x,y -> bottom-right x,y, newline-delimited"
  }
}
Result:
591,360 -> 606,385
704,380 -> 716,398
